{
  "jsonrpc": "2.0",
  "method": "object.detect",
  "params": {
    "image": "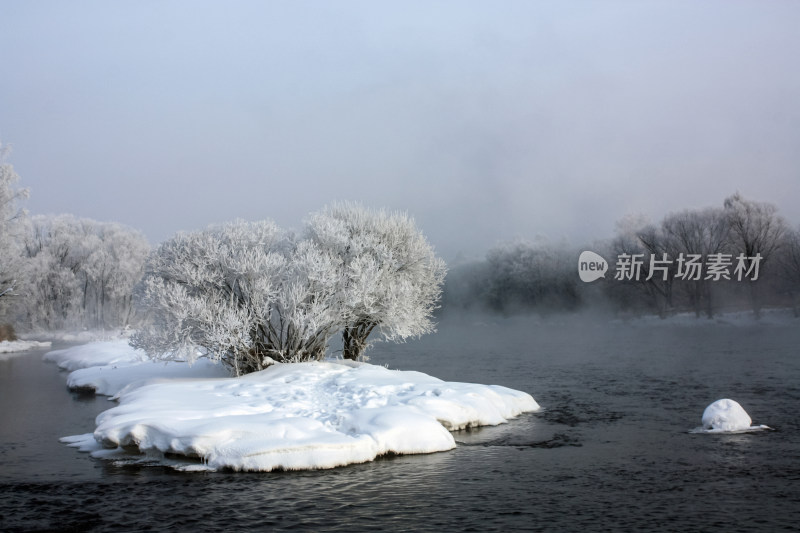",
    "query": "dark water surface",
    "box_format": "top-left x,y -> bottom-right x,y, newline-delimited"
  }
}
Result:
2,317 -> 799,532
